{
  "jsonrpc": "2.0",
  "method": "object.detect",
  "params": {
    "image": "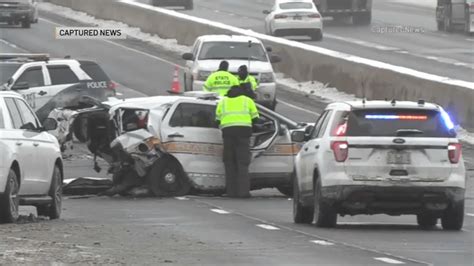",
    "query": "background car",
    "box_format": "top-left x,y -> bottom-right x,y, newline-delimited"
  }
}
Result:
292,100 -> 466,230
0,92 -> 62,223
264,0 -> 324,41
0,54 -> 116,133
0,0 -> 38,28
182,35 -> 281,110
151,0 -> 193,10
